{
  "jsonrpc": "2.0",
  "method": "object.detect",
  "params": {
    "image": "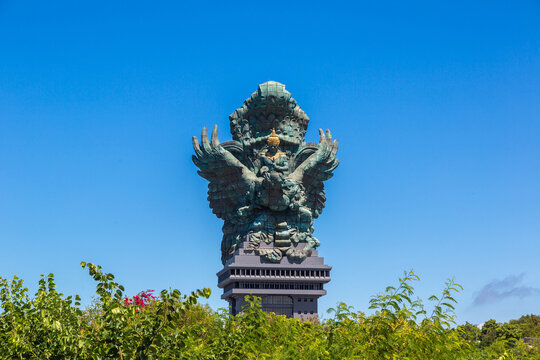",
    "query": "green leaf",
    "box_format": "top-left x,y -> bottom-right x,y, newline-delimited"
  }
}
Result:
441,302 -> 455,310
